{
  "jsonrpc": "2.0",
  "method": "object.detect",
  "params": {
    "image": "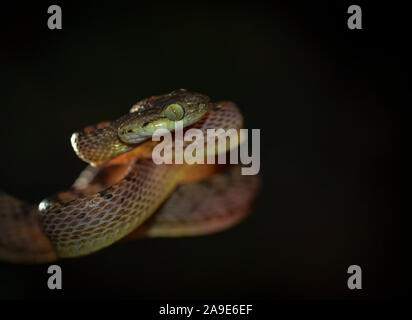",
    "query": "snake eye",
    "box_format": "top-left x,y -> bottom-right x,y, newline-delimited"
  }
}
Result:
164,103 -> 184,121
